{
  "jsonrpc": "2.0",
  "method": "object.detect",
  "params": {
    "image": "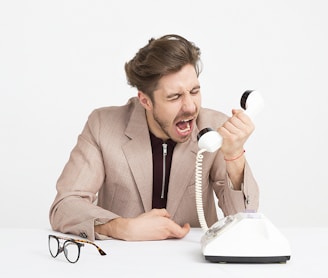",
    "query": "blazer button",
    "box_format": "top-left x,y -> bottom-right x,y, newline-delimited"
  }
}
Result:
79,232 -> 87,238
